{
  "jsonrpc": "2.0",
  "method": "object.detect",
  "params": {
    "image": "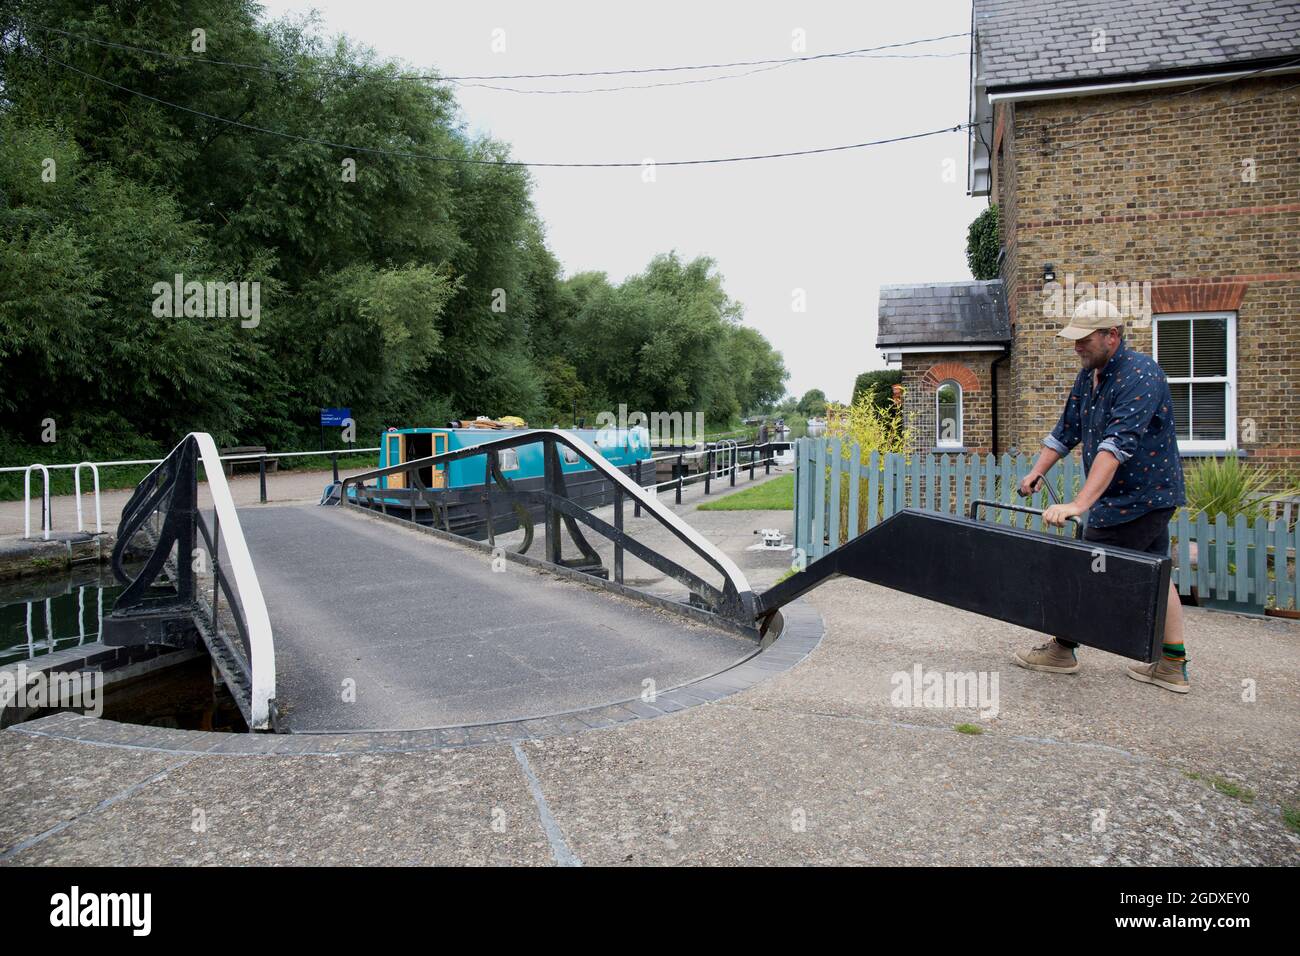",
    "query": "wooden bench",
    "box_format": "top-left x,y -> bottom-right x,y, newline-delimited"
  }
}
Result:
219,445 -> 278,478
